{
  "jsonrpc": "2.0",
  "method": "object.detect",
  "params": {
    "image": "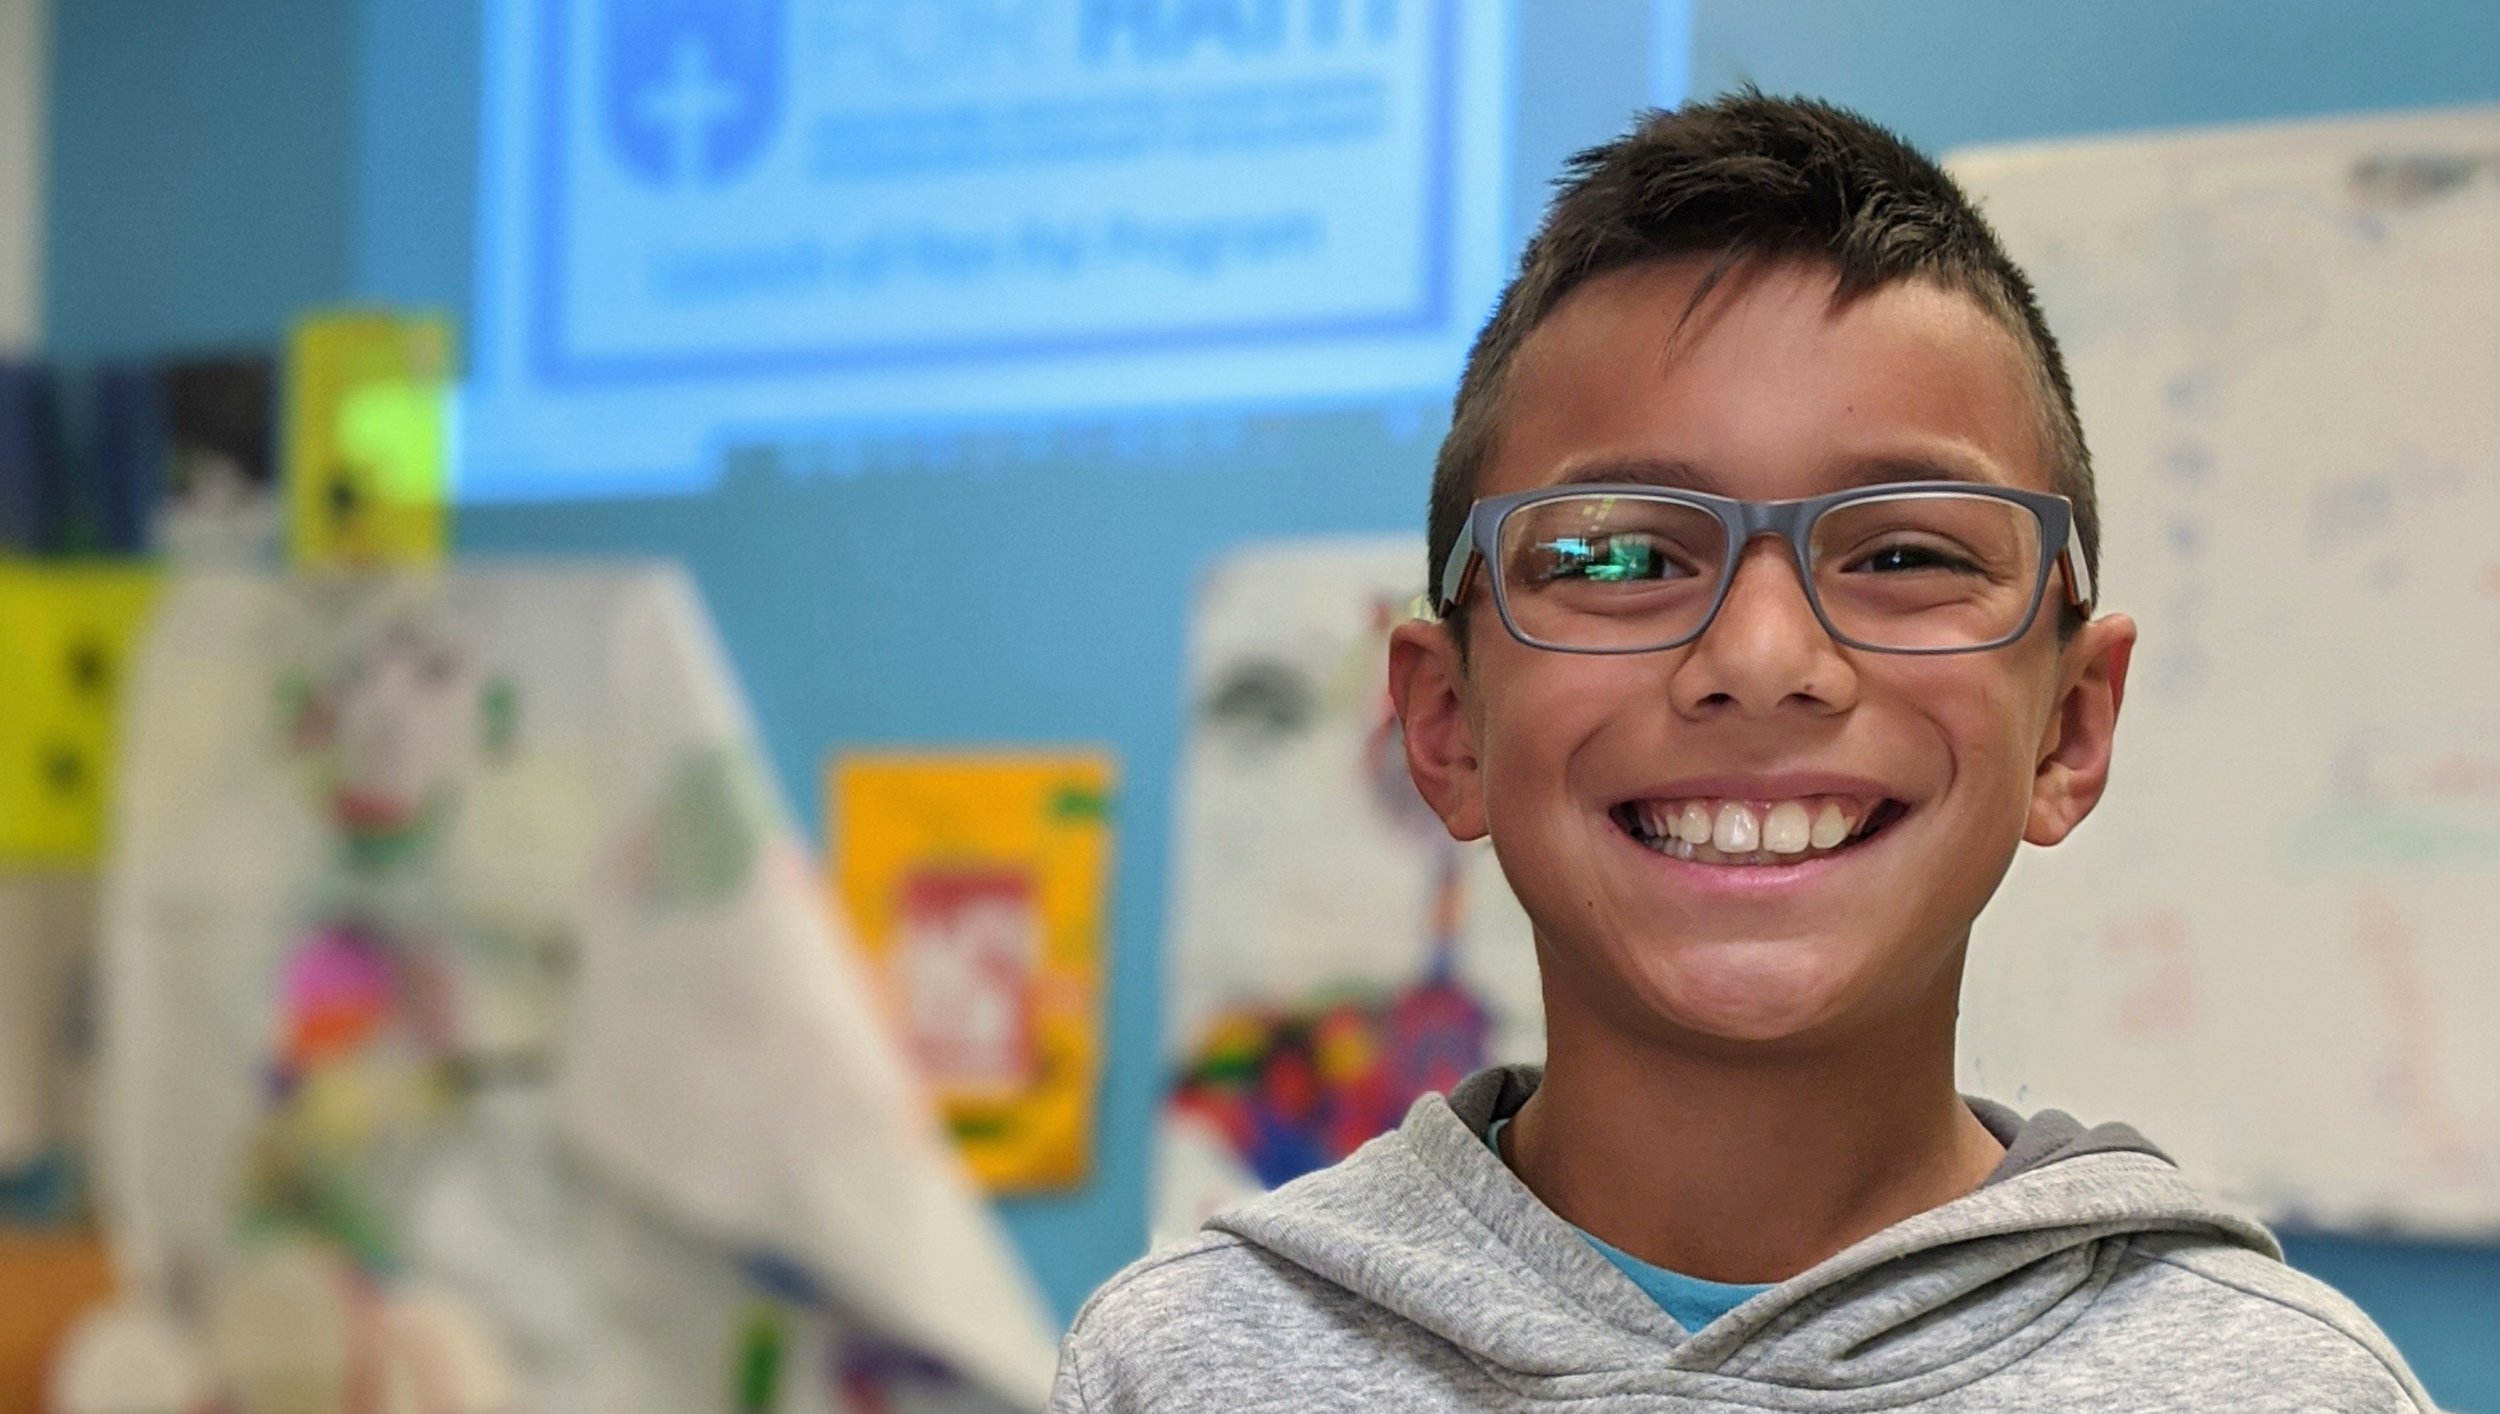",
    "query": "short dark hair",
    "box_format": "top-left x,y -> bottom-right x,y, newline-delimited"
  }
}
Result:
1428,91 -> 2096,636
